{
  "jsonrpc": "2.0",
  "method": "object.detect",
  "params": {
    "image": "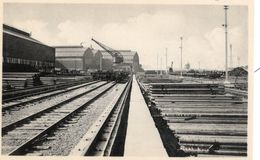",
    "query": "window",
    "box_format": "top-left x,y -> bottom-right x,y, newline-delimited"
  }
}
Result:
4,56 -> 55,69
